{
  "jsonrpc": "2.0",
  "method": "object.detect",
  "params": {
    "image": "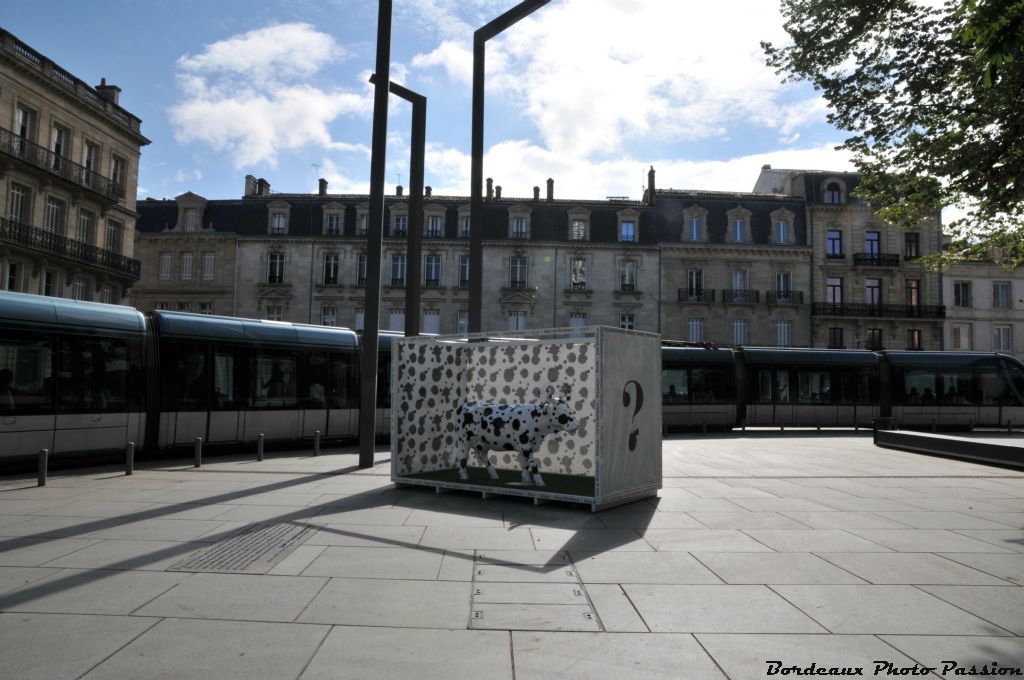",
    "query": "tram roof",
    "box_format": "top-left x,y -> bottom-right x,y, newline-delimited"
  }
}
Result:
661,346 -> 735,364
742,347 -> 879,367
153,311 -> 358,348
0,291 -> 146,334
883,351 -> 1008,367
